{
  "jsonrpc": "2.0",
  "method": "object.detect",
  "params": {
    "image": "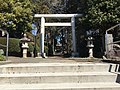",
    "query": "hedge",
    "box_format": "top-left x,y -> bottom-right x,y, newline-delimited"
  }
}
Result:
0,55 -> 5,61
0,49 -> 5,61
0,37 -> 20,55
0,37 -> 35,56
